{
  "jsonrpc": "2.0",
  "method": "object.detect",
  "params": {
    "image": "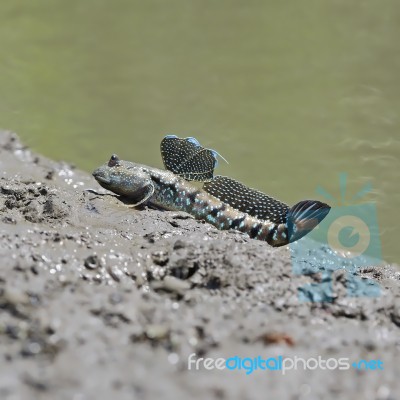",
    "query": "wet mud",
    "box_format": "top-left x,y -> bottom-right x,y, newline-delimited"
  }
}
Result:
0,131 -> 399,400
